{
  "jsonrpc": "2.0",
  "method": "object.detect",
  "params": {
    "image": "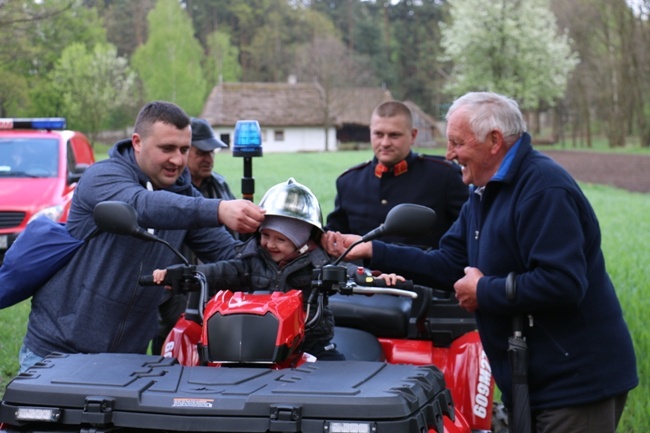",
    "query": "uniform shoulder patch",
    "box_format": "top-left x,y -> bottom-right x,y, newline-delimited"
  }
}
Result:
416,153 -> 461,173
418,153 -> 453,166
417,153 -> 446,161
339,160 -> 372,177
